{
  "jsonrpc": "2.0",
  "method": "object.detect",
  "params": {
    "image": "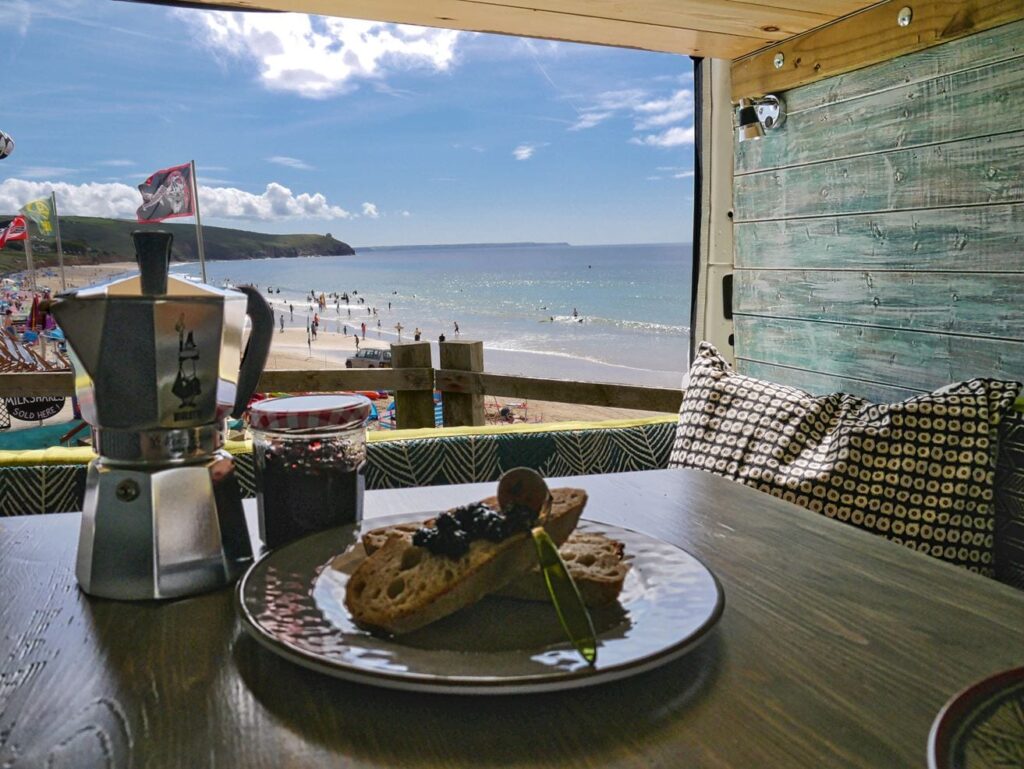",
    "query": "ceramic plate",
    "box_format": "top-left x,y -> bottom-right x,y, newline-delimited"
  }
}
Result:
928,666 -> 1024,769
236,513 -> 724,695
